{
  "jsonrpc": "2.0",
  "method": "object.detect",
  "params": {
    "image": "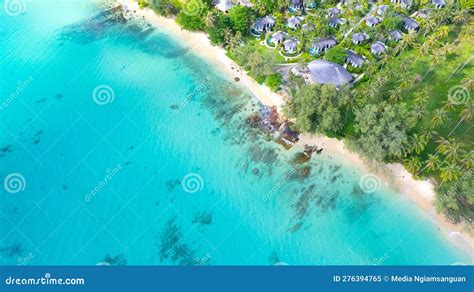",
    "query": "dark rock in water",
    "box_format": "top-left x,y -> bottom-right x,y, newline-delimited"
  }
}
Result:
35,98 -> 46,104
292,152 -> 310,164
102,254 -> 127,266
252,168 -> 259,175
246,113 -> 261,126
62,185 -> 68,190
124,161 -> 132,166
1,145 -> 12,153
32,139 -> 40,145
0,243 -> 22,257
192,211 -> 213,225
287,222 -> 302,233
268,250 -> 279,265
297,166 -> 311,179
261,148 -> 277,164
128,145 -> 134,150
234,77 -> 240,82
155,201 -> 159,206
166,179 -> 181,192
170,104 -> 179,110
55,94 -> 63,99
157,217 -> 196,265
